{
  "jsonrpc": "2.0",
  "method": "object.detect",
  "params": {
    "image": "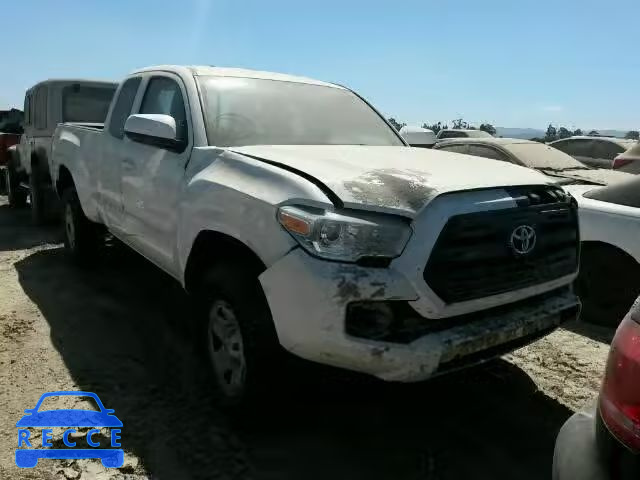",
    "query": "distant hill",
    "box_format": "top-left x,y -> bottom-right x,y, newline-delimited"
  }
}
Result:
495,127 -> 629,140
495,127 -> 545,139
